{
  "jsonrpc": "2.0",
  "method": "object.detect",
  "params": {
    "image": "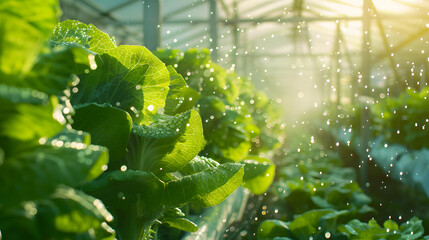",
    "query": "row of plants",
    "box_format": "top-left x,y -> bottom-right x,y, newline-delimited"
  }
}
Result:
255,128 -> 428,239
308,88 -> 429,197
0,0 -> 284,239
311,87 -> 429,152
